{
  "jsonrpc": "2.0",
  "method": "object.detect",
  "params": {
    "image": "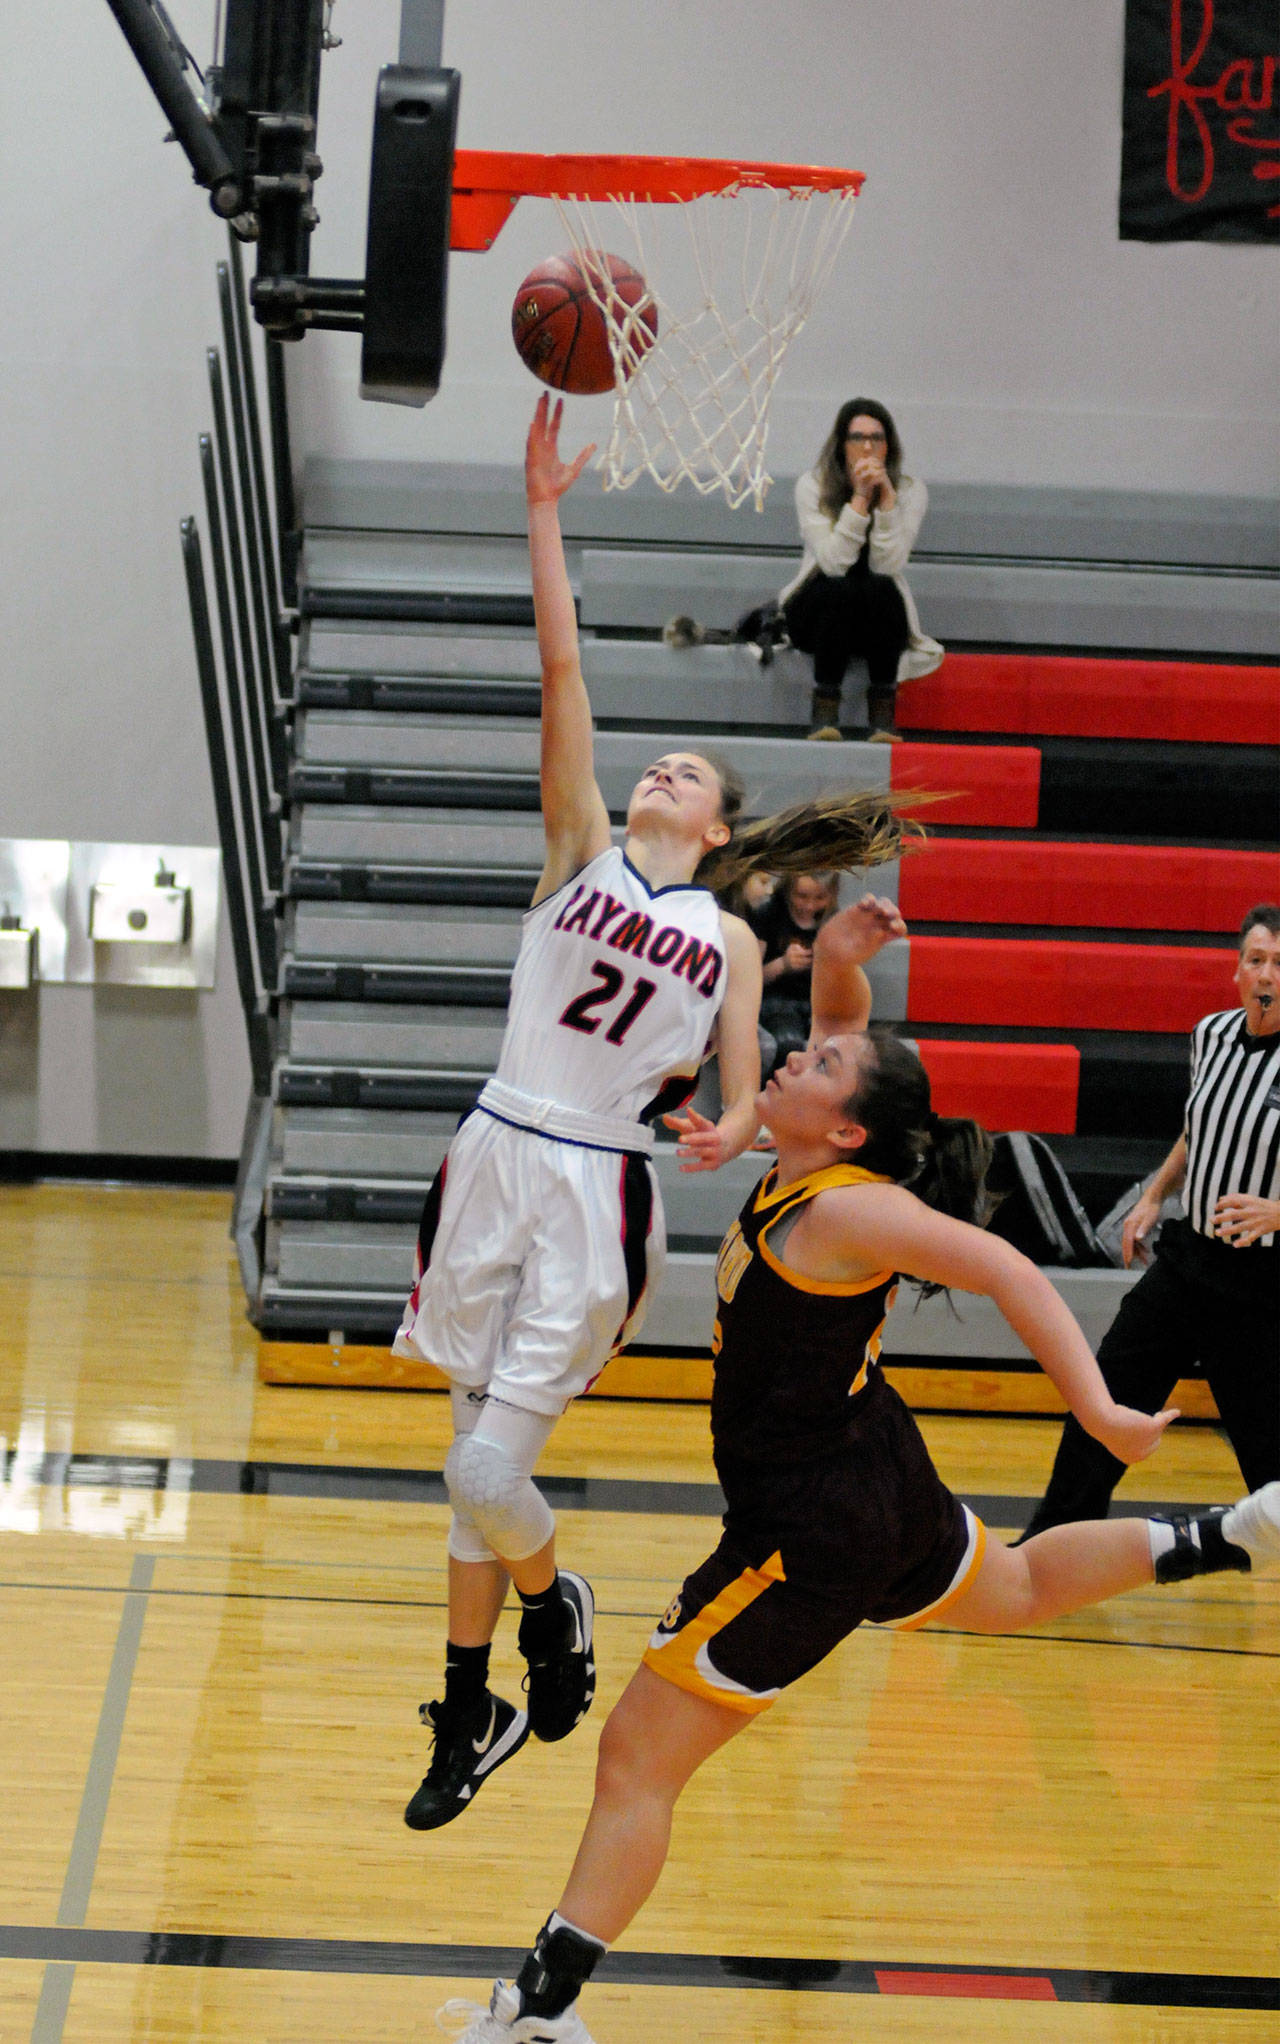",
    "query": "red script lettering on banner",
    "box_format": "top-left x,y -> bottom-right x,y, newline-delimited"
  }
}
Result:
1146,0 -> 1280,212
